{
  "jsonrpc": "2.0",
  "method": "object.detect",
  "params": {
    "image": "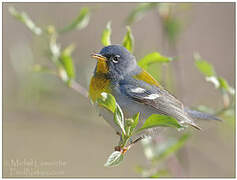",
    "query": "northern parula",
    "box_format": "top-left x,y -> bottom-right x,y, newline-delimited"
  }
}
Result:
89,45 -> 220,137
